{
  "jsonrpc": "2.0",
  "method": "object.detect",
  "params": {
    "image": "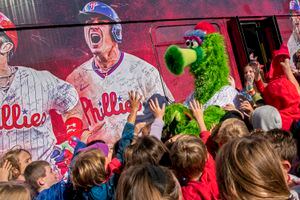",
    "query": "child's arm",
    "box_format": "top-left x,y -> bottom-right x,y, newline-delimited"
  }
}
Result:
149,98 -> 165,139
190,99 -> 207,132
190,99 -> 210,144
72,129 -> 93,156
93,92 -> 141,199
281,58 -> 300,95
252,54 -> 267,93
254,79 -> 266,94
116,91 -> 141,162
